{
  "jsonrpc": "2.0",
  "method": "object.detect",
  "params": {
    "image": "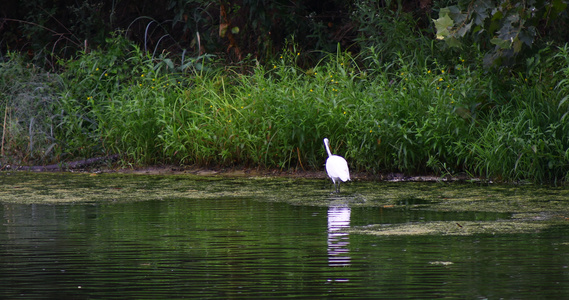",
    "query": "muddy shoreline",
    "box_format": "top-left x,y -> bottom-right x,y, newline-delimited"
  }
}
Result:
108,165 -> 474,182
2,155 -> 475,182
11,163 -> 474,183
